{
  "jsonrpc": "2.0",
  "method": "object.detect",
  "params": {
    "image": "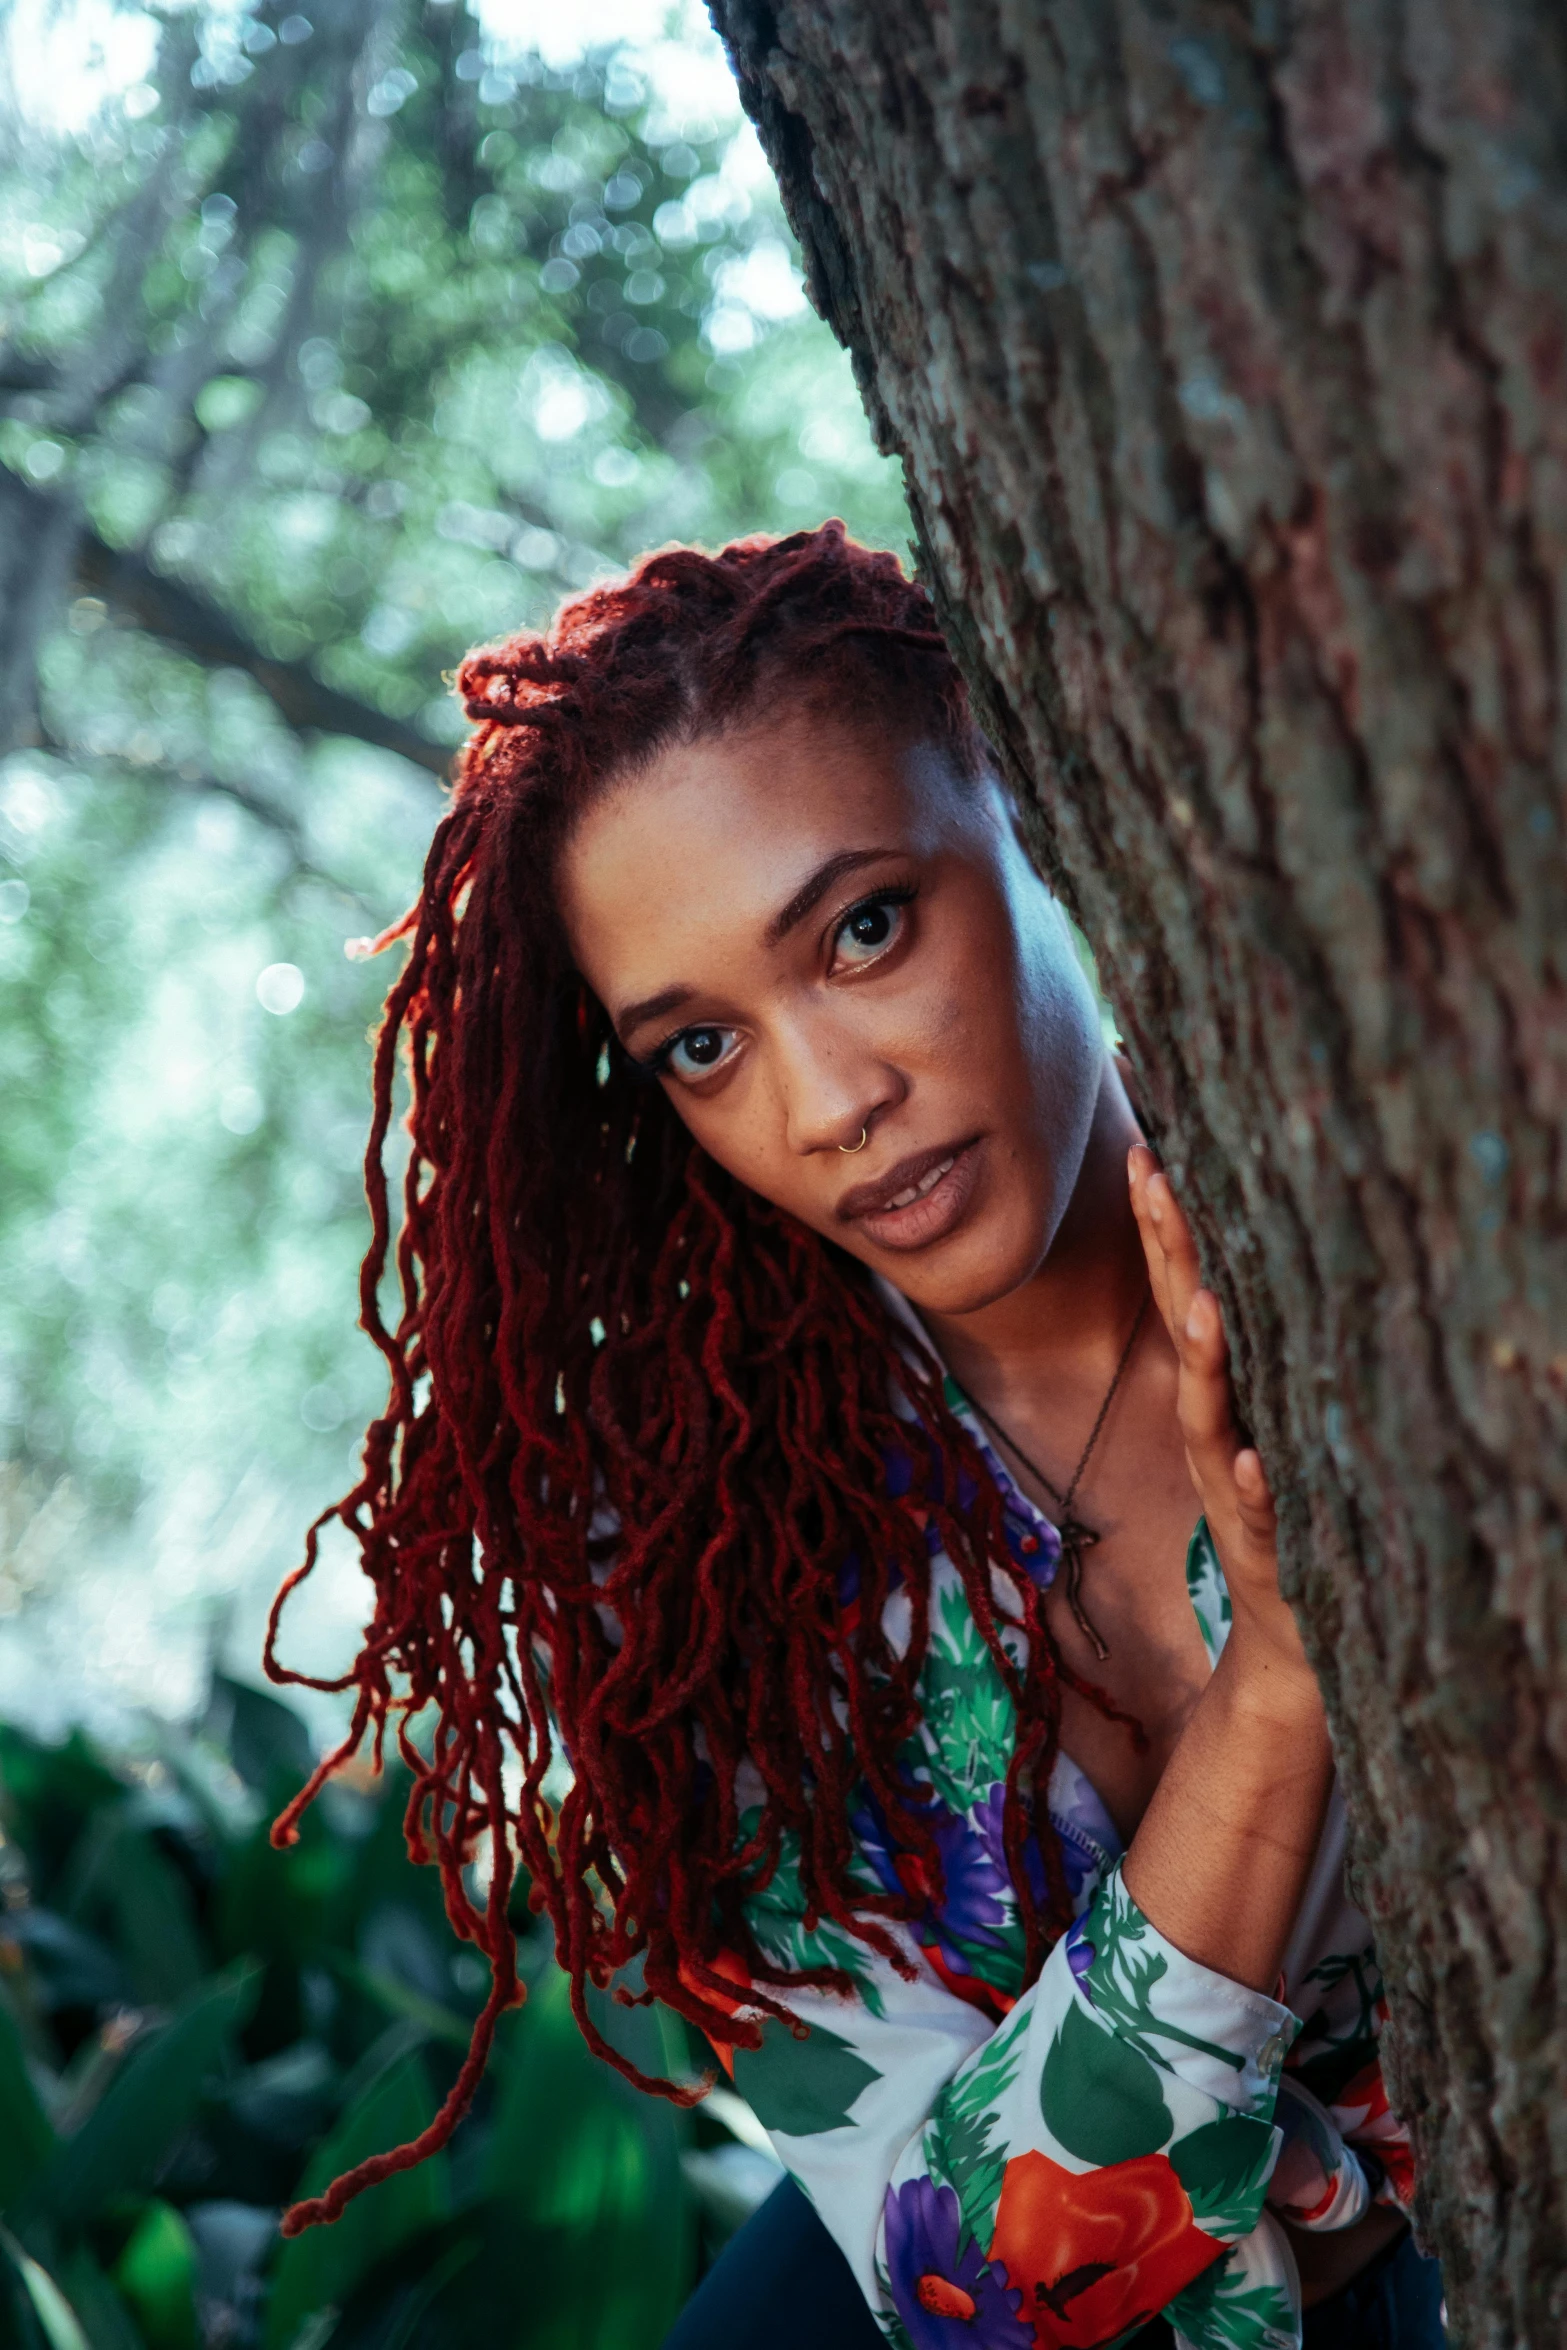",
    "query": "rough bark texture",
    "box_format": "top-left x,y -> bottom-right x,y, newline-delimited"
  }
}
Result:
707,2 -> 1567,2339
